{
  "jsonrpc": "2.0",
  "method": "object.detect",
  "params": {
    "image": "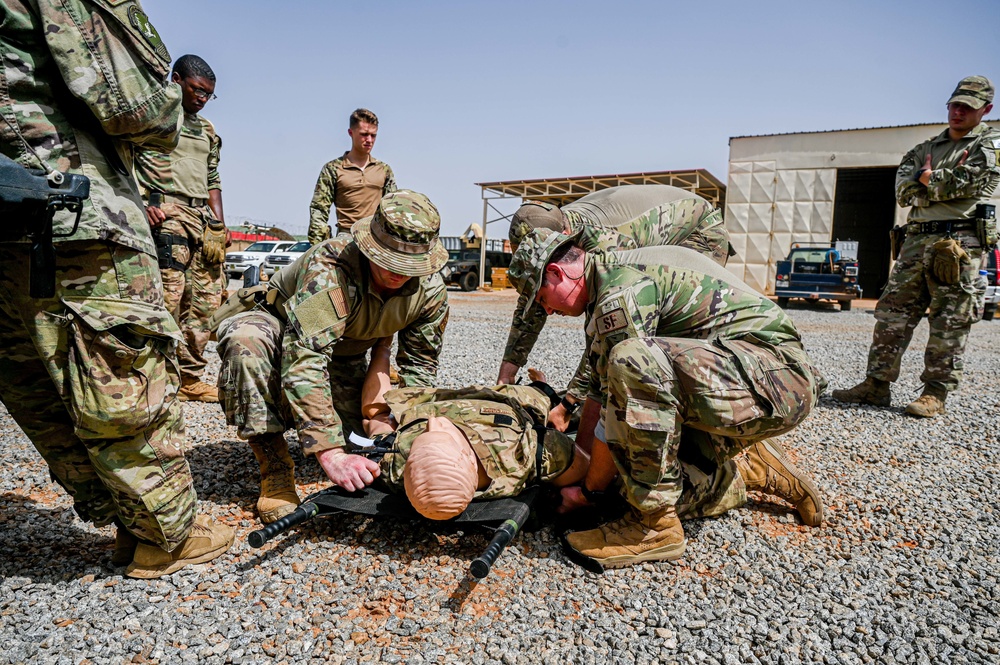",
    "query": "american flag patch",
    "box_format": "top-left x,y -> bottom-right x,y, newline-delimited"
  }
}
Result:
328,287 -> 348,318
